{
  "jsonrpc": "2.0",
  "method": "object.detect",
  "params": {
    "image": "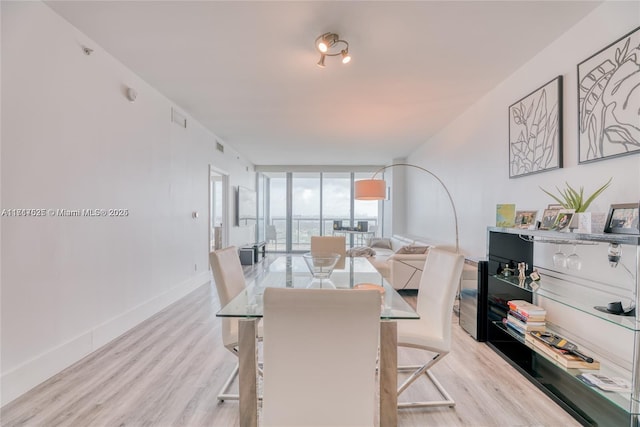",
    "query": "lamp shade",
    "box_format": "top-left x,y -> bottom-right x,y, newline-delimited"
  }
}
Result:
354,179 -> 386,200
